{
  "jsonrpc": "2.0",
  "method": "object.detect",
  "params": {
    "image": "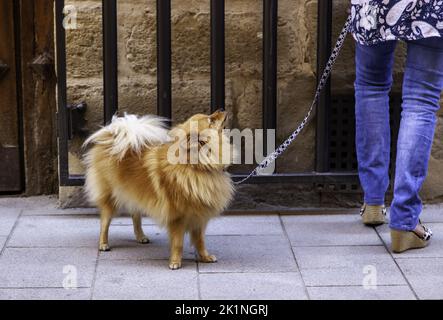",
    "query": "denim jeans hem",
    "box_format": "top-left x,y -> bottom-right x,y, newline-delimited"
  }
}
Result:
389,220 -> 419,232
364,197 -> 385,206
